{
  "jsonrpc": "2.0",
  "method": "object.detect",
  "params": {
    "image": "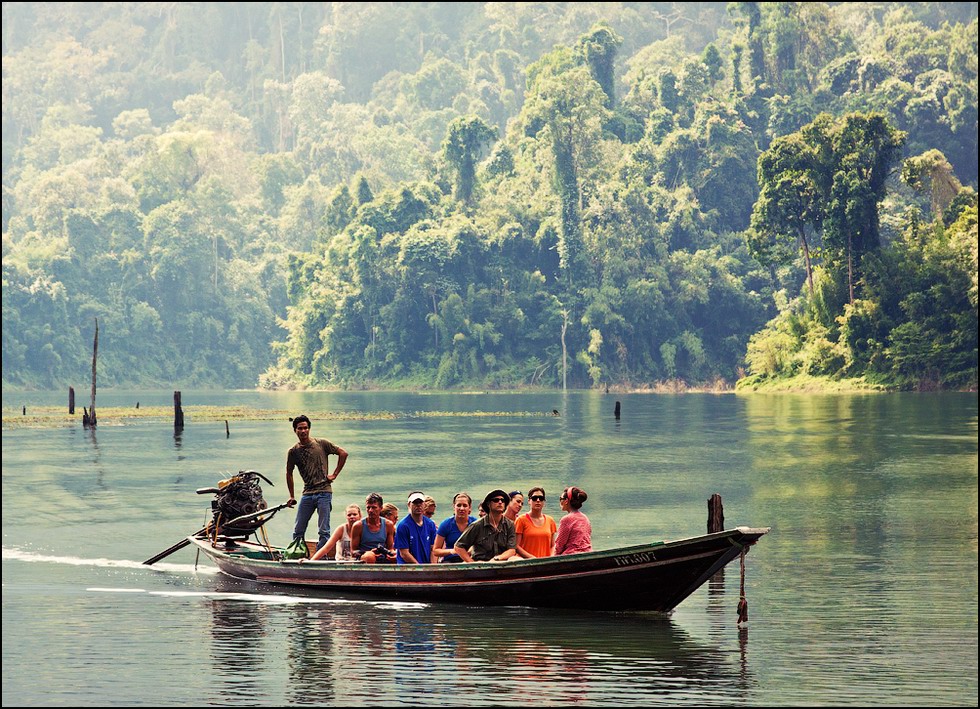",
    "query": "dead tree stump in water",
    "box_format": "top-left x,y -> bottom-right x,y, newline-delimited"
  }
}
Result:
707,493 -> 724,533
69,387 -> 75,414
174,391 -> 184,431
87,318 -> 98,427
